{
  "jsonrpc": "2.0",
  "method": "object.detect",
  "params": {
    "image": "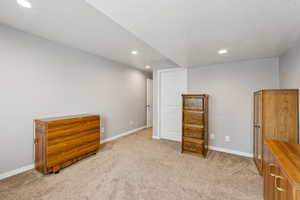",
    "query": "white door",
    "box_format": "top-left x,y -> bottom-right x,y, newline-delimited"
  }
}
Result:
146,79 -> 153,128
160,69 -> 187,141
